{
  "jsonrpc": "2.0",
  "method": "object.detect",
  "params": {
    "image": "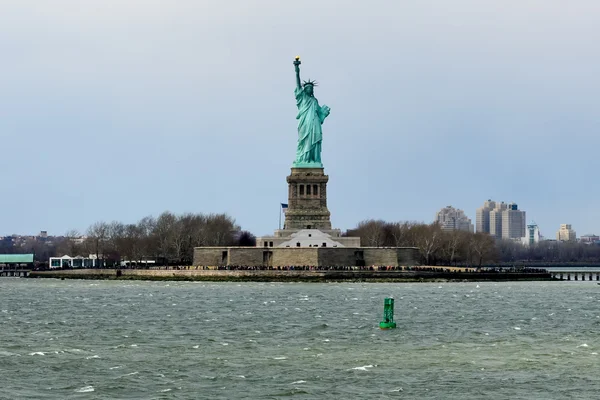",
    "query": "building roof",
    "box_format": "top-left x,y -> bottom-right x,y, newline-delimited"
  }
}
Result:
0,254 -> 34,263
278,229 -> 344,248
